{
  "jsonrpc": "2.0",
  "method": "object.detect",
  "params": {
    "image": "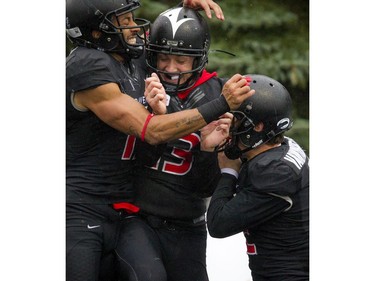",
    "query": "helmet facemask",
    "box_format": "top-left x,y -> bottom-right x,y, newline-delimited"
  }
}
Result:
216,111 -> 257,160
147,46 -> 208,94
145,7 -> 210,94
99,9 -> 150,59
